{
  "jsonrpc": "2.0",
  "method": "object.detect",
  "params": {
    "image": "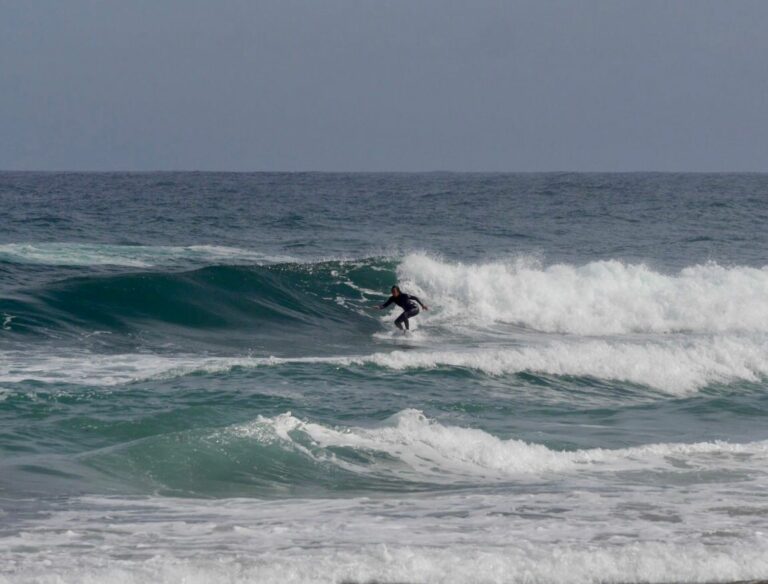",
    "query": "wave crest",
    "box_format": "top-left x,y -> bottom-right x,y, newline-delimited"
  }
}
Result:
0,242 -> 291,267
